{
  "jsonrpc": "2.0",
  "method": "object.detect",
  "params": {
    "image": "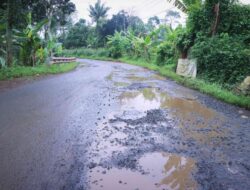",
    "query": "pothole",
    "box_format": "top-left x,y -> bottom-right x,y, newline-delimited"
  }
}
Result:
88,152 -> 197,190
119,88 -> 224,128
